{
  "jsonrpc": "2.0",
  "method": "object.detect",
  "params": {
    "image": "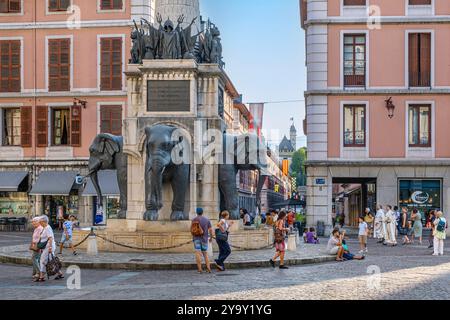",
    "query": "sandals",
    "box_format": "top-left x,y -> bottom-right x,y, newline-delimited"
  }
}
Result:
33,278 -> 45,282
55,275 -> 65,280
